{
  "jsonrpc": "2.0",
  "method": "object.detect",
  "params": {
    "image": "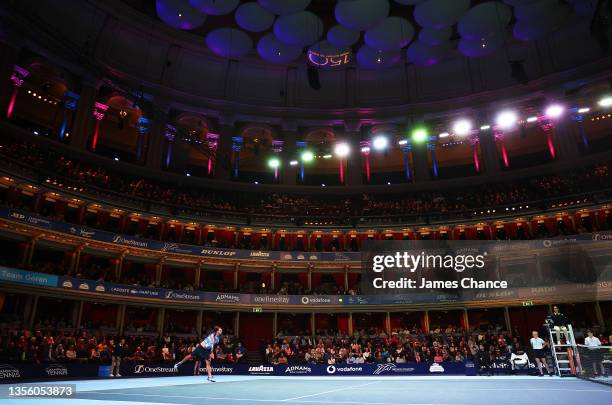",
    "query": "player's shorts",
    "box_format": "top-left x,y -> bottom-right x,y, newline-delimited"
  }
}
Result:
192,345 -> 212,361
533,349 -> 545,359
